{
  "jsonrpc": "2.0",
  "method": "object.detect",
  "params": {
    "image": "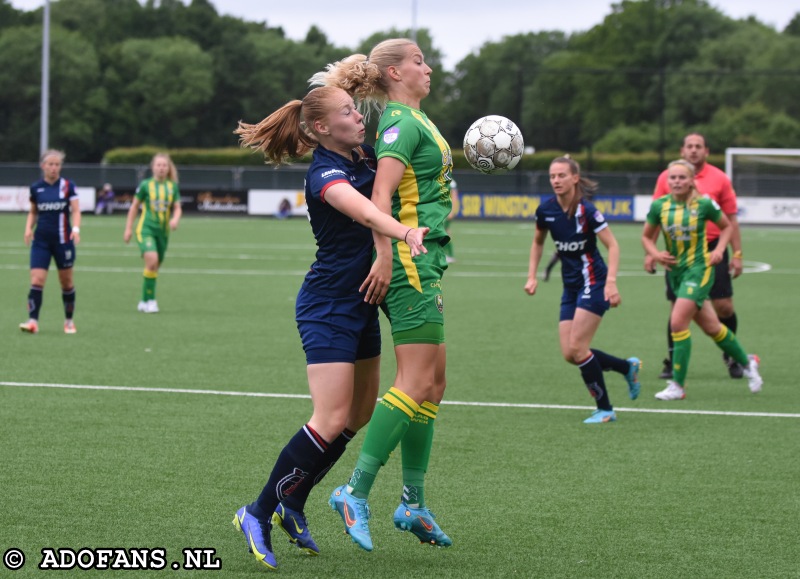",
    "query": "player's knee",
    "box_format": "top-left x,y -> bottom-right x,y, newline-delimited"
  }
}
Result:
713,299 -> 734,318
